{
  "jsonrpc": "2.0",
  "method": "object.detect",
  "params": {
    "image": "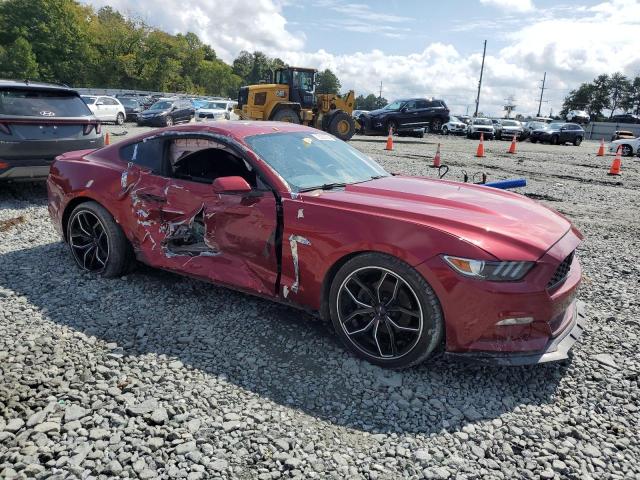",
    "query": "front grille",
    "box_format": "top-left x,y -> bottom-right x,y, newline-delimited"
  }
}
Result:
547,251 -> 575,289
199,113 -> 214,119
